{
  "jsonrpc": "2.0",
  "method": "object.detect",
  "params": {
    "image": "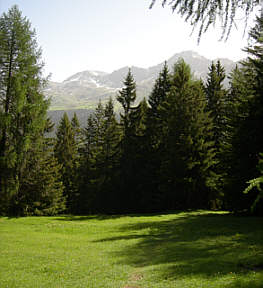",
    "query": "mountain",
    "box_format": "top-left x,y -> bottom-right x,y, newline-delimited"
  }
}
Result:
45,50 -> 237,110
